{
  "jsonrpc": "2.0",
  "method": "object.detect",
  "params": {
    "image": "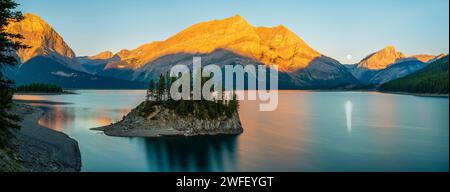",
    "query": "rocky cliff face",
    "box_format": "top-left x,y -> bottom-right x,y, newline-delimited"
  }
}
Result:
356,45 -> 405,70
5,13 -> 84,72
93,102 -> 243,137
